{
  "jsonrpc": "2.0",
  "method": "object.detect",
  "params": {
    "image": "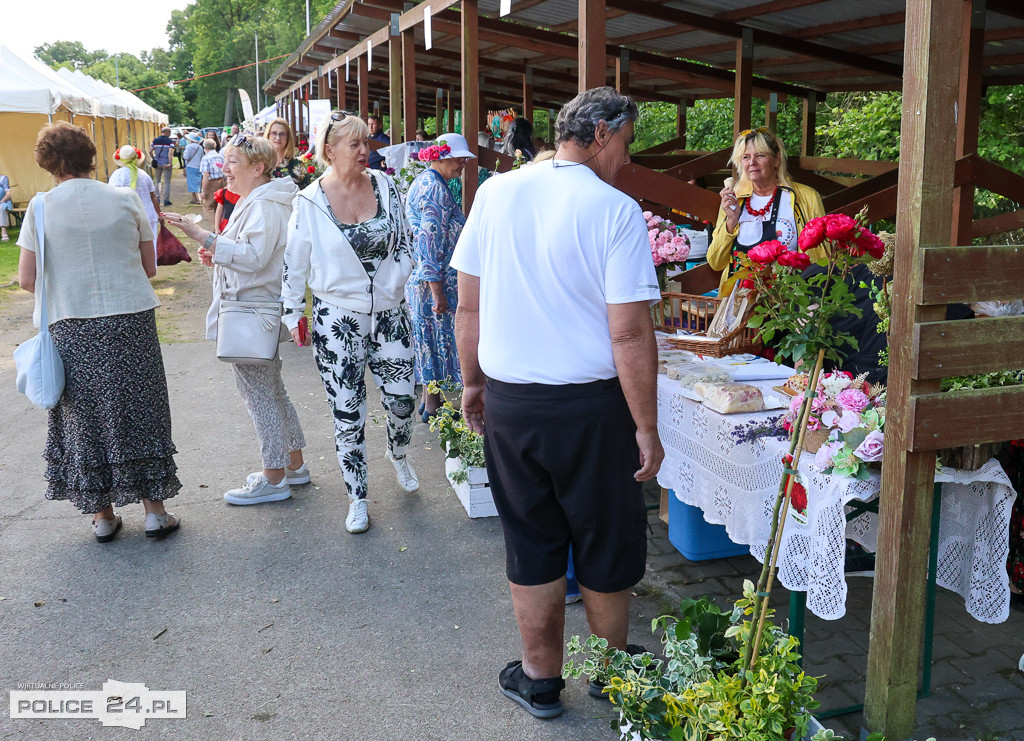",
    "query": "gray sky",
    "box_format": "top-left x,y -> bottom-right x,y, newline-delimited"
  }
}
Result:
5,0 -> 192,61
